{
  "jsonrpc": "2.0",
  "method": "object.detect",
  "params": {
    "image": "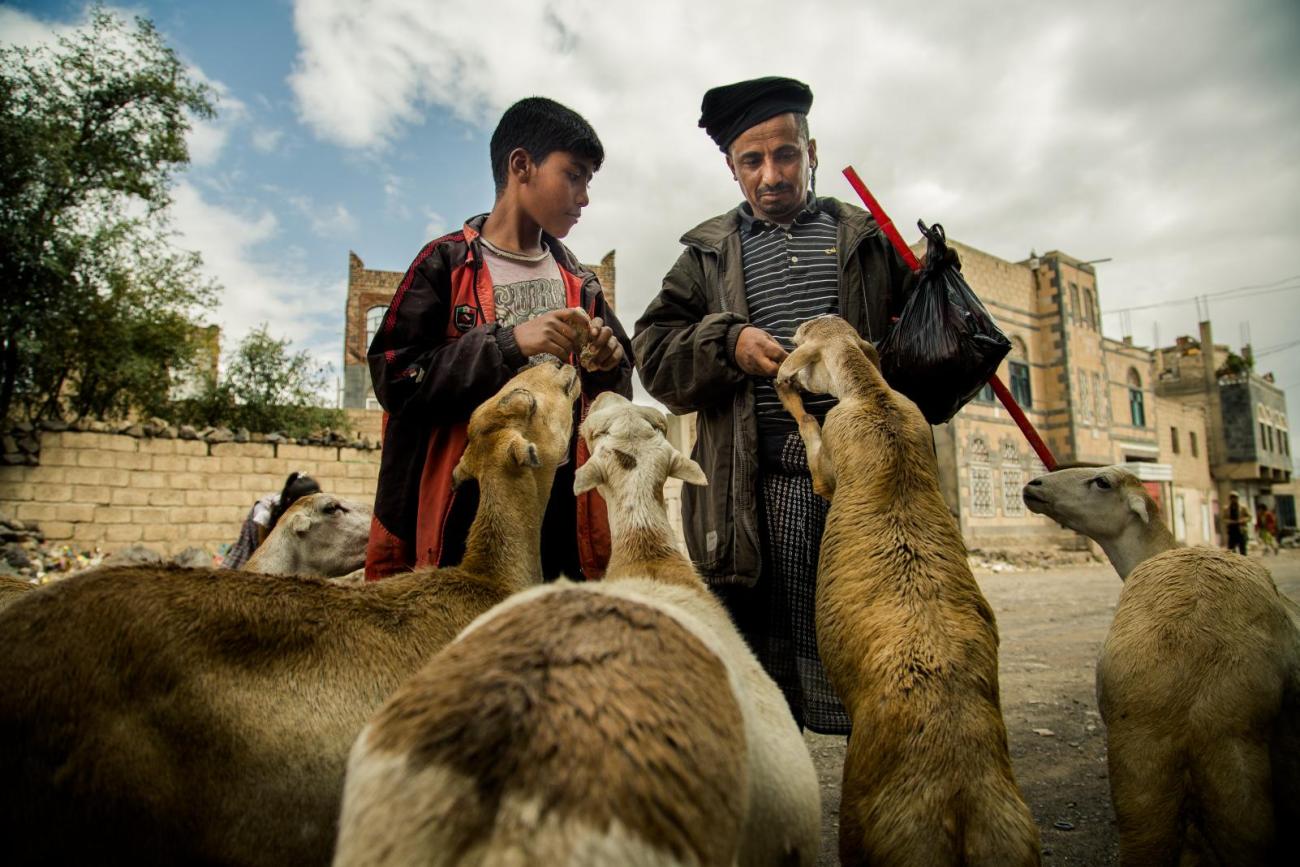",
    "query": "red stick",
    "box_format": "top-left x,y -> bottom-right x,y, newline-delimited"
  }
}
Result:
841,165 -> 1058,471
